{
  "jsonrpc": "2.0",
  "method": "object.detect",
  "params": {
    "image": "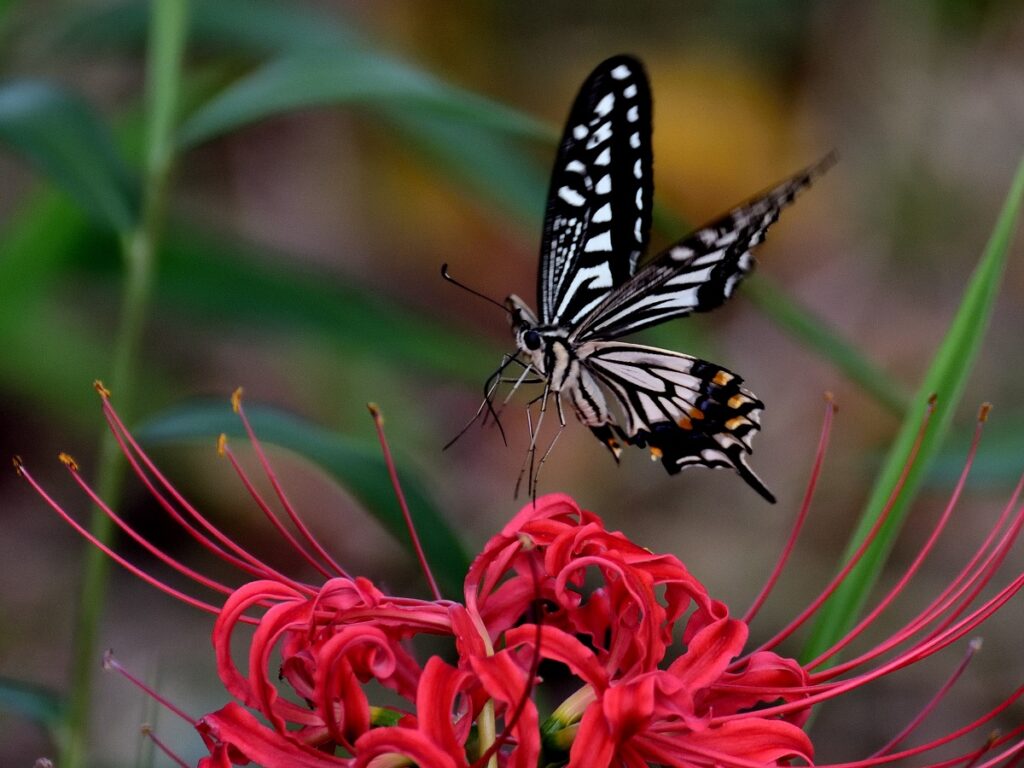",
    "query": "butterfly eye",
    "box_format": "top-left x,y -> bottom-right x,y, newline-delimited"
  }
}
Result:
523,330 -> 542,351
